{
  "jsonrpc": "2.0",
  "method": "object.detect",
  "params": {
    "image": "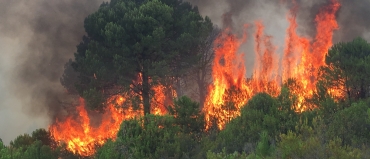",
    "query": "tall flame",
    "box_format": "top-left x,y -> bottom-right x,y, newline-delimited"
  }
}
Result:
204,0 -> 341,129
203,27 -> 250,130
